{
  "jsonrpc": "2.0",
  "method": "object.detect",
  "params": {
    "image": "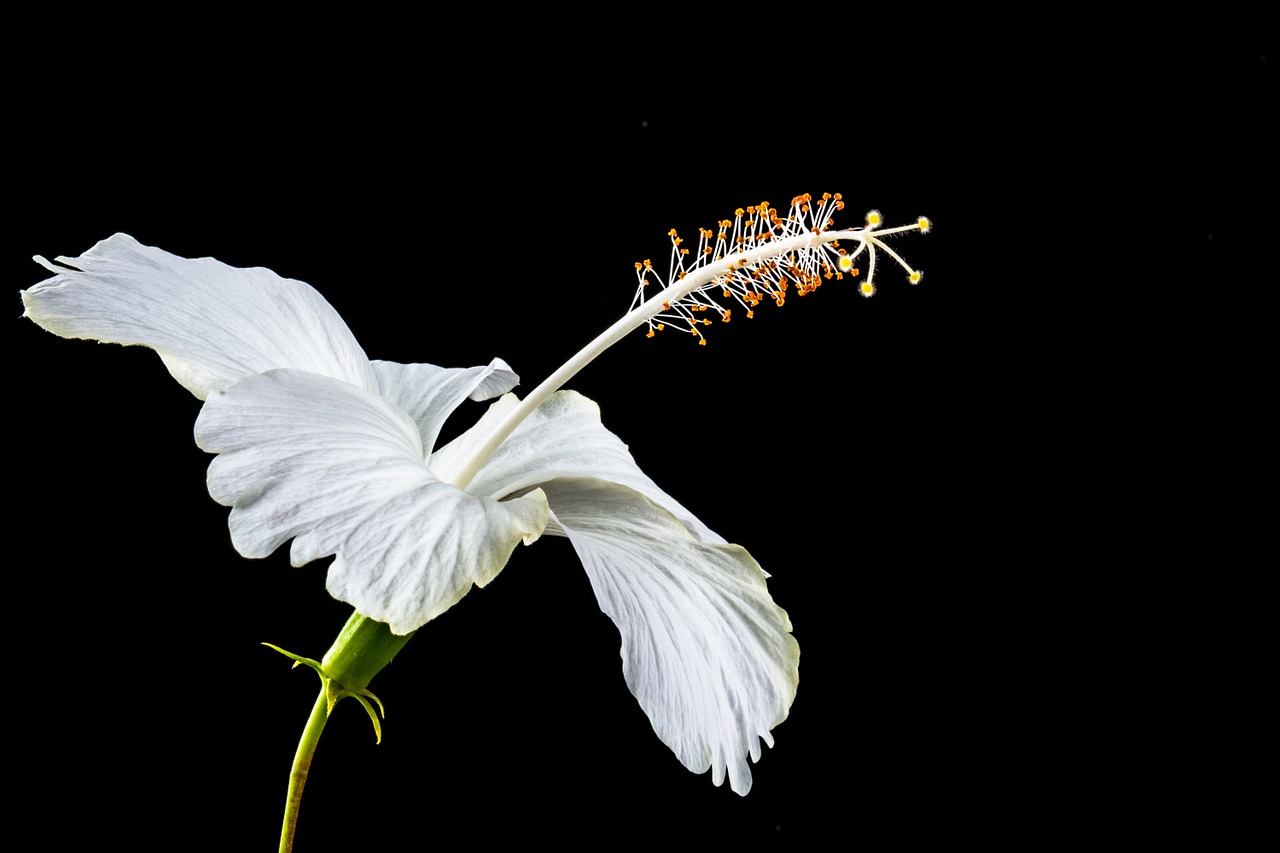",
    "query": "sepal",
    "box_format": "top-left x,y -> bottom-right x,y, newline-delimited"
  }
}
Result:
263,639 -> 390,744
